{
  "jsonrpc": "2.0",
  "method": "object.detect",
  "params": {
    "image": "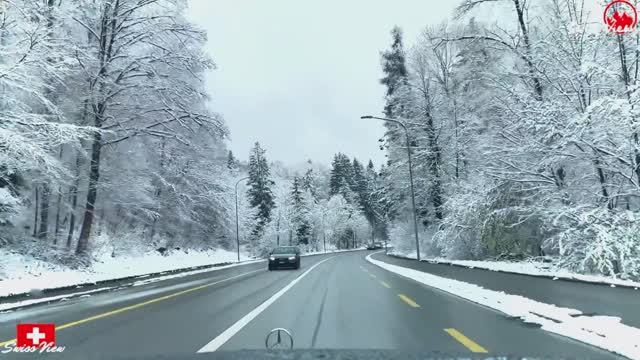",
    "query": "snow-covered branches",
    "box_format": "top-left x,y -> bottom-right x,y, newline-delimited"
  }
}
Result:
0,0 -> 236,260
377,0 -> 640,278
546,208 -> 640,279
